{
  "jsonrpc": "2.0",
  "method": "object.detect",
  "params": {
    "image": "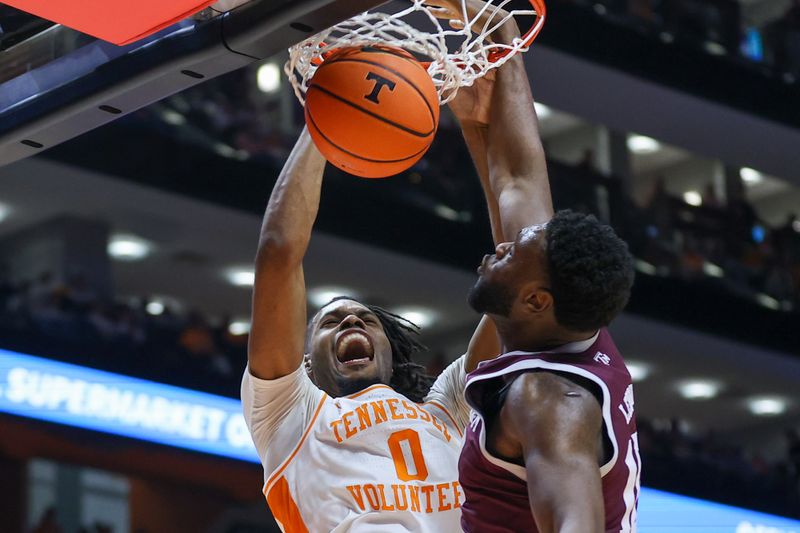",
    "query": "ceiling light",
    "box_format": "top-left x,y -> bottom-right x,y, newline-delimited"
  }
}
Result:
226,268 -> 255,287
162,109 -> 186,126
755,293 -> 780,310
626,361 -> 650,382
704,41 -> 727,56
392,307 -> 438,328
748,396 -> 787,416
308,286 -> 357,308
702,262 -> 724,278
0,202 -> 10,223
678,380 -> 720,400
683,191 -> 702,207
739,167 -> 763,185
534,102 -> 552,120
434,204 -> 462,221
228,320 -> 251,336
145,301 -> 165,315
145,295 -> 182,314
257,63 -> 281,93
634,259 -> 657,275
108,235 -> 152,261
627,135 -> 661,154
214,142 -> 237,158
